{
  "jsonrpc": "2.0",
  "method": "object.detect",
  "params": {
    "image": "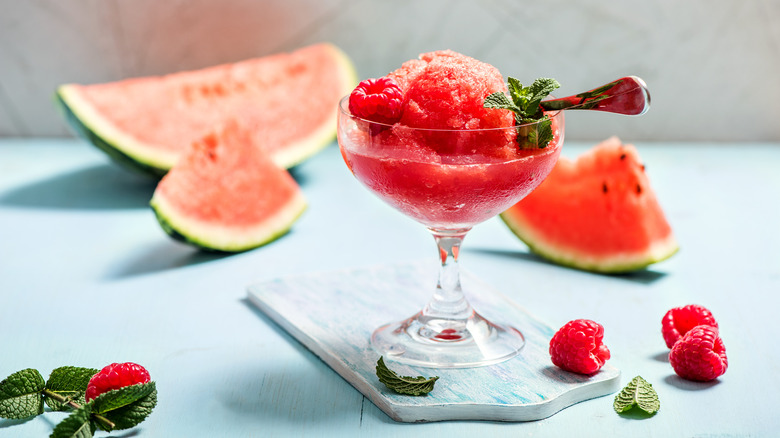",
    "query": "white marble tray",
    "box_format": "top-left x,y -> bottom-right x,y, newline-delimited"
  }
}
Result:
246,261 -> 620,422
